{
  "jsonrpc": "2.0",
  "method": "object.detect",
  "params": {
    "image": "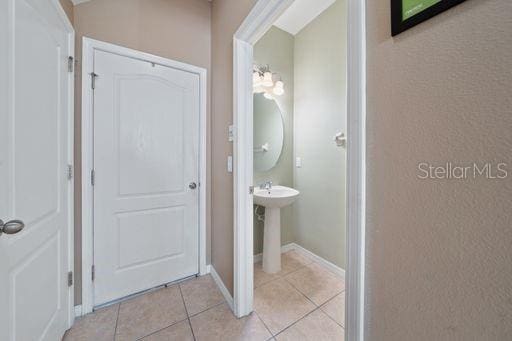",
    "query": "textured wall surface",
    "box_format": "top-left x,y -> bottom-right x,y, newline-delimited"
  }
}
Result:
253,26 -> 295,255
72,0 -> 212,305
366,0 -> 512,339
59,0 -> 73,25
293,0 -> 346,269
211,0 -> 257,294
